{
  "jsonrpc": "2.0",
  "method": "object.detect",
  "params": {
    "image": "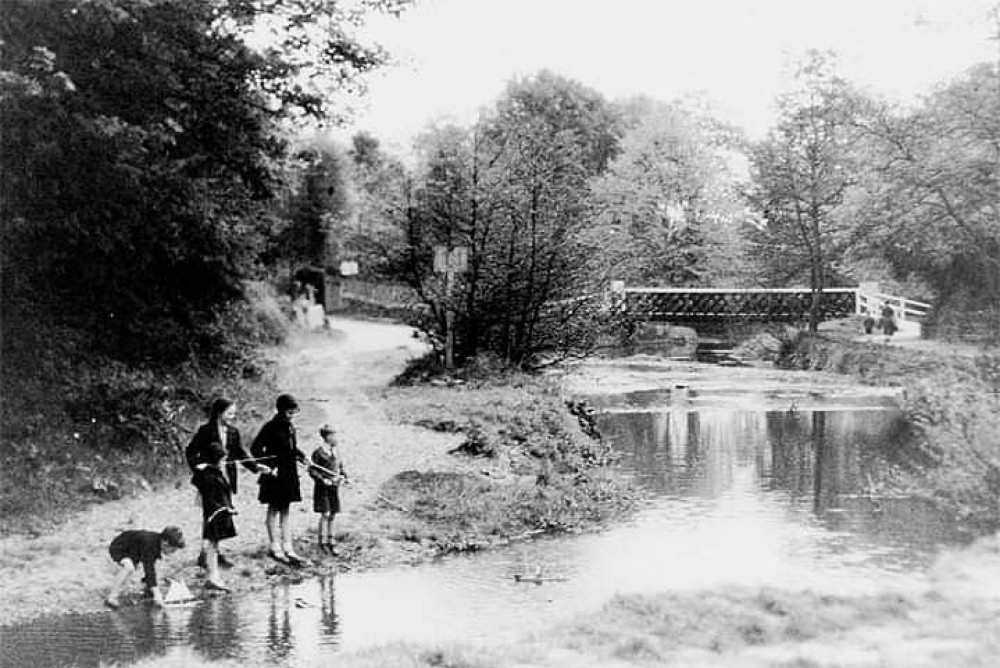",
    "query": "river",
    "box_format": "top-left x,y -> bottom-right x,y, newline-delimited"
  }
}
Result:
0,359 -> 976,668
